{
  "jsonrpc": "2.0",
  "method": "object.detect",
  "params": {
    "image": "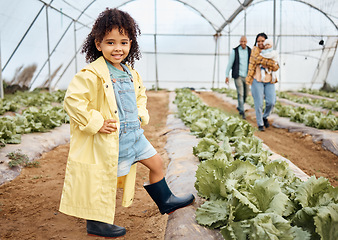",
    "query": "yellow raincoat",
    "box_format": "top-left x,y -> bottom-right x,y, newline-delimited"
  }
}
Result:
59,56 -> 149,224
